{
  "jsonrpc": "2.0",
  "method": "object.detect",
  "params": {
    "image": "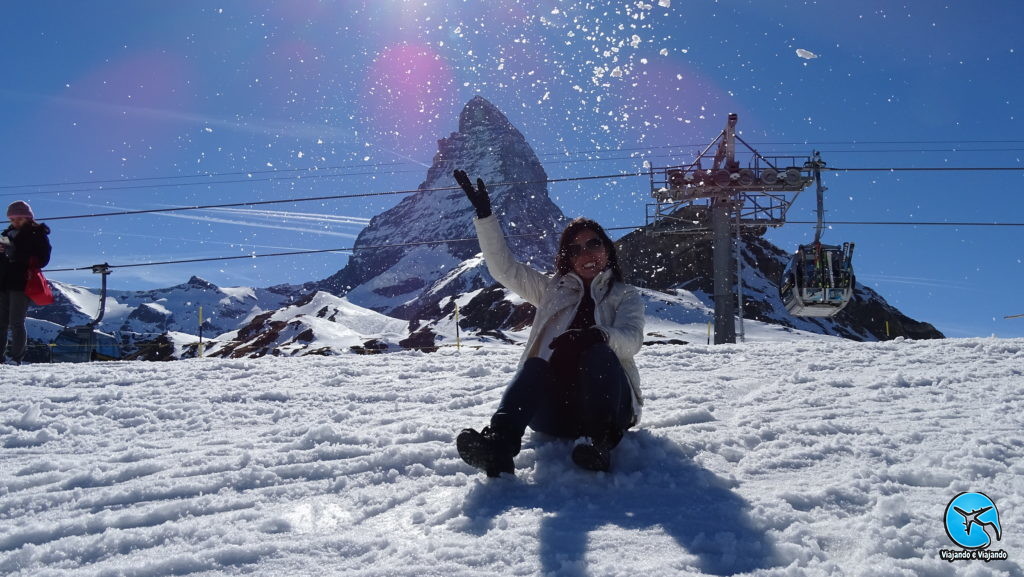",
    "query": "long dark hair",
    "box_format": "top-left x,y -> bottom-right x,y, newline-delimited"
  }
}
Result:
555,217 -> 623,281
